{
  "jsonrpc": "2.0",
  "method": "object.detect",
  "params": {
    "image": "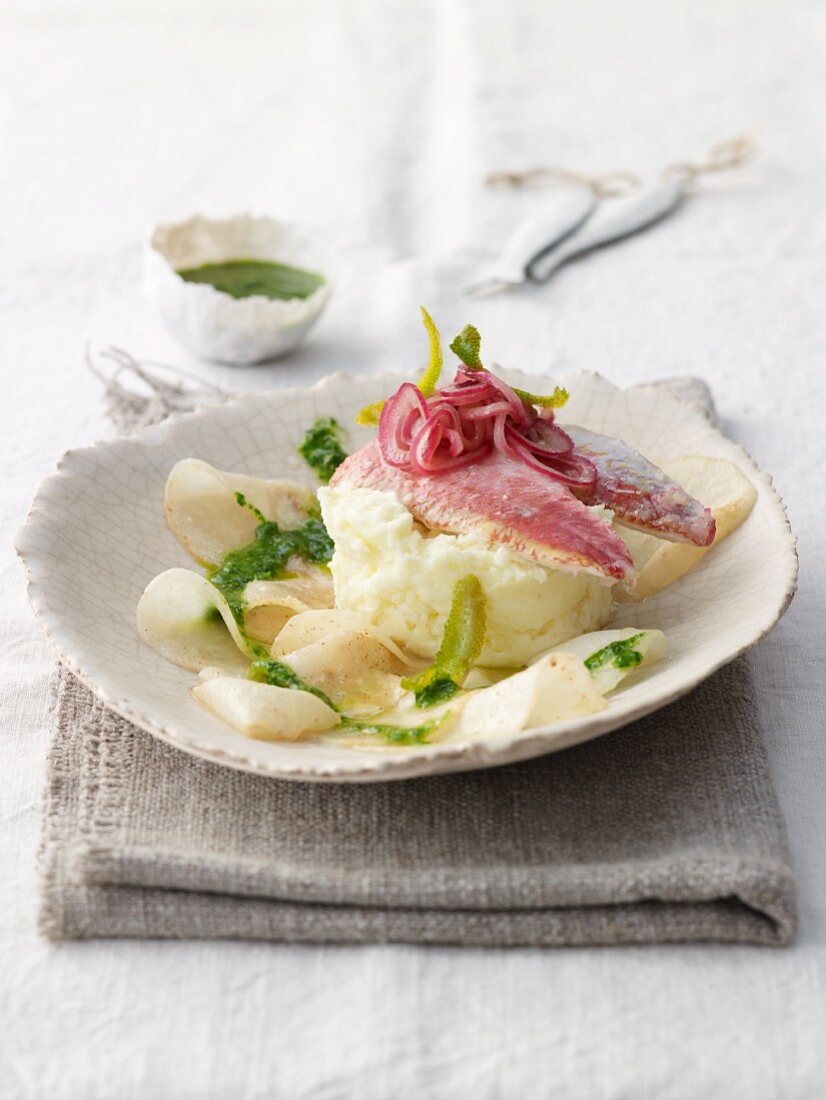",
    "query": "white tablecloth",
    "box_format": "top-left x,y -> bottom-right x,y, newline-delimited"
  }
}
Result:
2,1 -> 825,1096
